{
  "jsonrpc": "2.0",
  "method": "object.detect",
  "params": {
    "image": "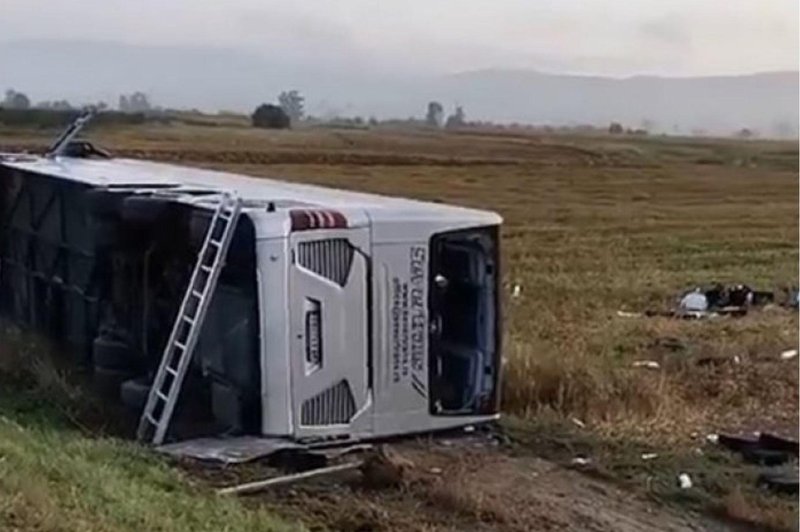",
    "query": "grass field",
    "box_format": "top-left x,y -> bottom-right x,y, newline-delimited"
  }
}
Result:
1,122 -> 797,530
